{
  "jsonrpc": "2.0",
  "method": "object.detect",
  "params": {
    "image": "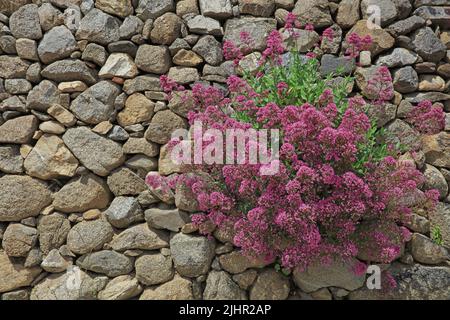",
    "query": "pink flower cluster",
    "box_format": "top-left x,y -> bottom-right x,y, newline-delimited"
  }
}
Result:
406,100 -> 445,135
345,33 -> 372,59
148,17 -> 442,271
